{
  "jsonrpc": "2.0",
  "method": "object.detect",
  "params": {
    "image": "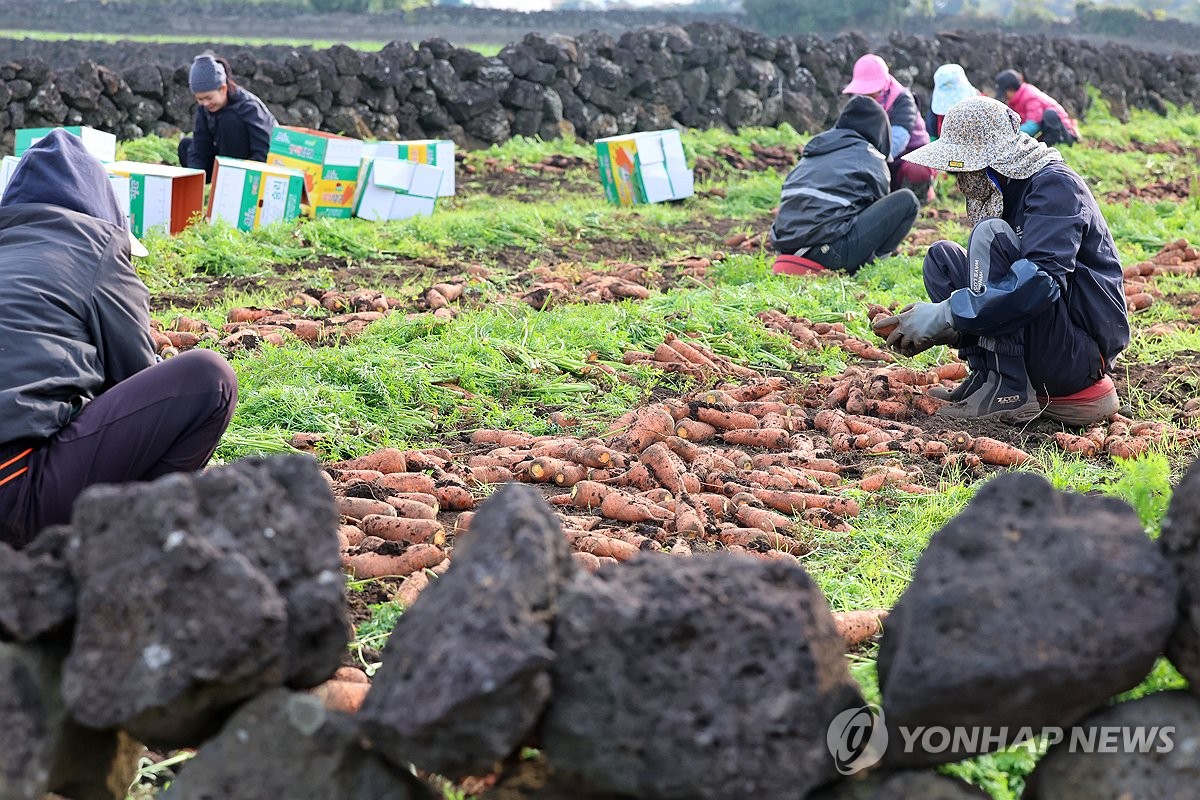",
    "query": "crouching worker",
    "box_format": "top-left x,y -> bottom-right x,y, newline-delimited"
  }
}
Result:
0,130 -> 238,547
771,96 -> 919,276
873,97 -> 1128,426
